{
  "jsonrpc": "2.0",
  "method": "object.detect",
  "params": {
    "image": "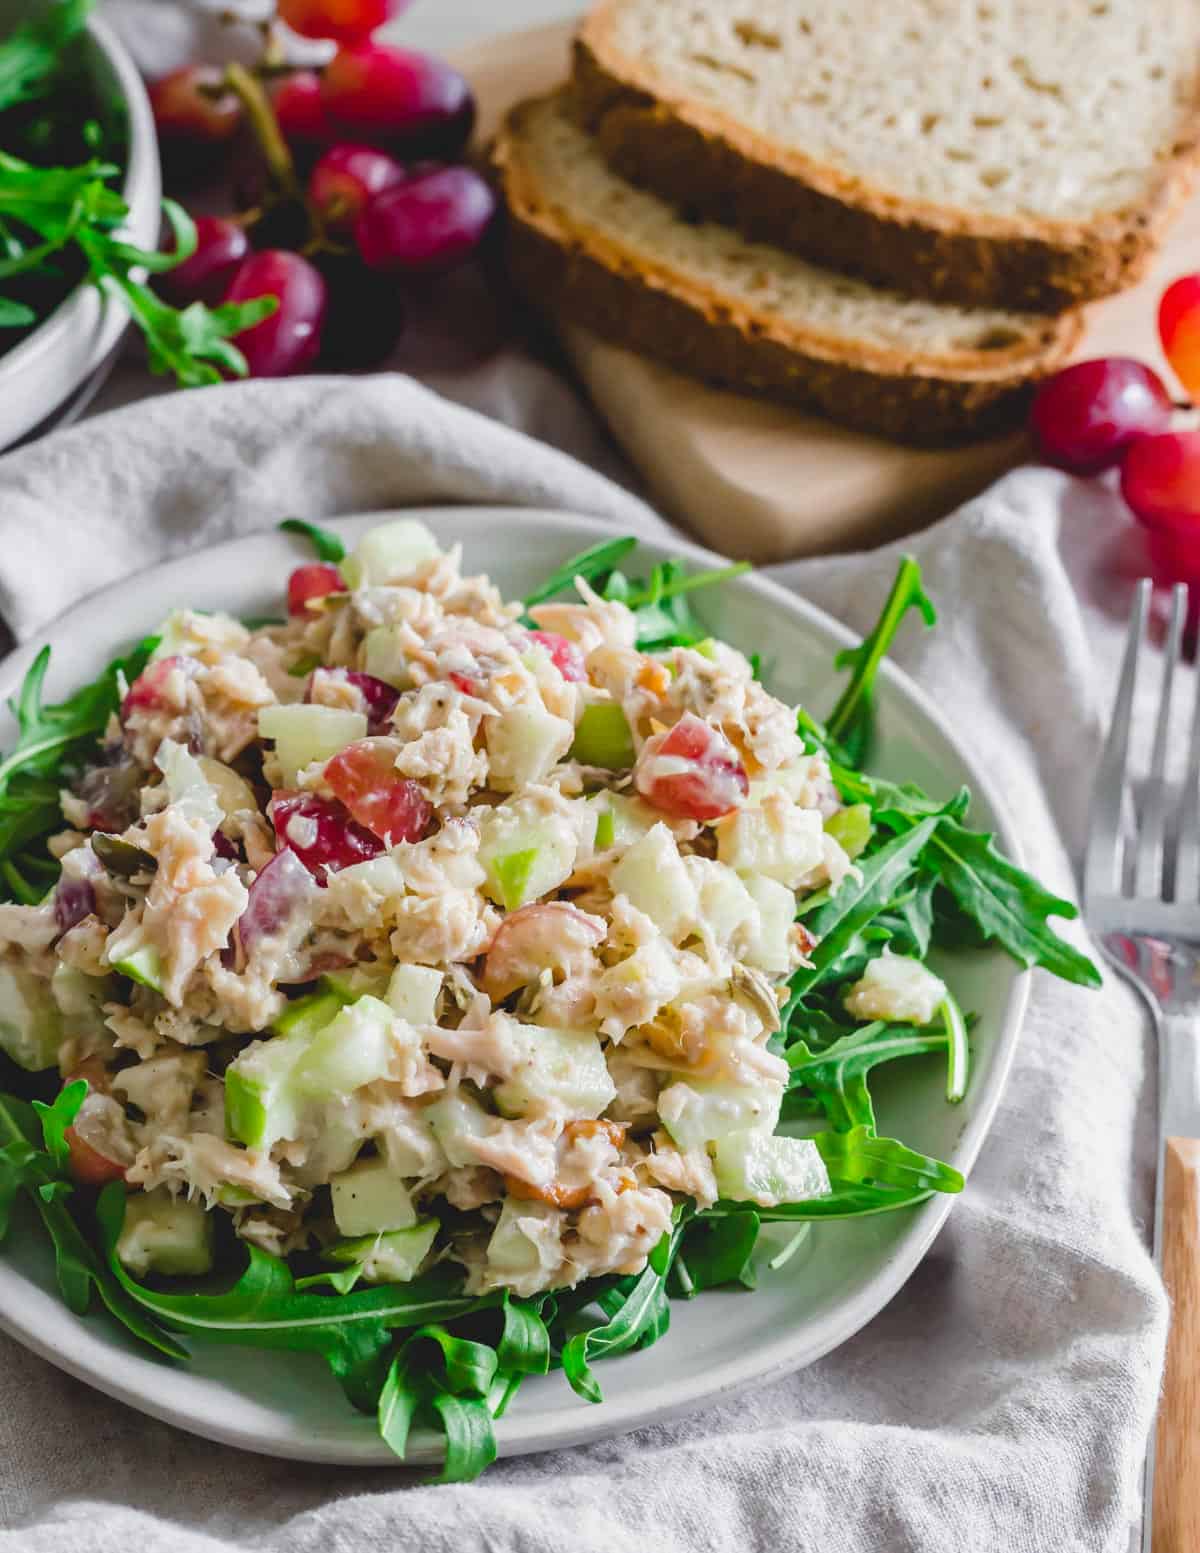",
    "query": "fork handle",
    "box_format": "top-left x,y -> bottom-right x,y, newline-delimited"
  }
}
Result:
1153,1137 -> 1200,1552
